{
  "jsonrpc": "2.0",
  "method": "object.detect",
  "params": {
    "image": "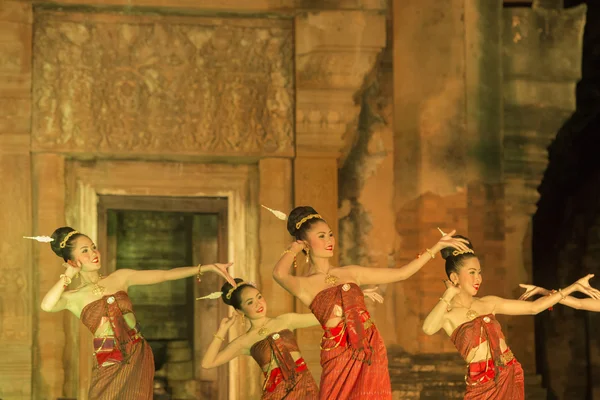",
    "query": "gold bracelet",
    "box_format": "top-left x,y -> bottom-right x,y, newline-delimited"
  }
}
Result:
425,248 -> 435,259
196,264 -> 203,283
282,249 -> 297,269
558,288 -> 566,300
439,297 -> 452,309
213,333 -> 225,342
59,274 -> 72,287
